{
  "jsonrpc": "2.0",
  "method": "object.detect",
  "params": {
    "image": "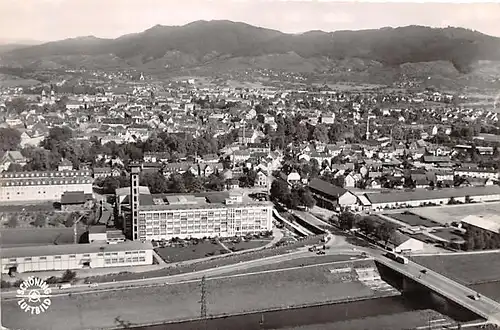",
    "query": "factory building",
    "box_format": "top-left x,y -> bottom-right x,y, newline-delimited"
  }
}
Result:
0,240 -> 153,274
0,170 -> 93,203
125,164 -> 273,241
